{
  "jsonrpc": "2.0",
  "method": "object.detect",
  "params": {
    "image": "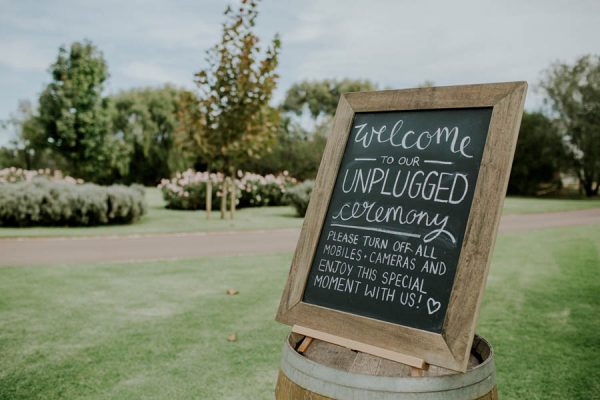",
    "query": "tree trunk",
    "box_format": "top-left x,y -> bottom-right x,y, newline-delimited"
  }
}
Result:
206,179 -> 212,220
229,178 -> 235,219
580,176 -> 598,197
220,179 -> 227,219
